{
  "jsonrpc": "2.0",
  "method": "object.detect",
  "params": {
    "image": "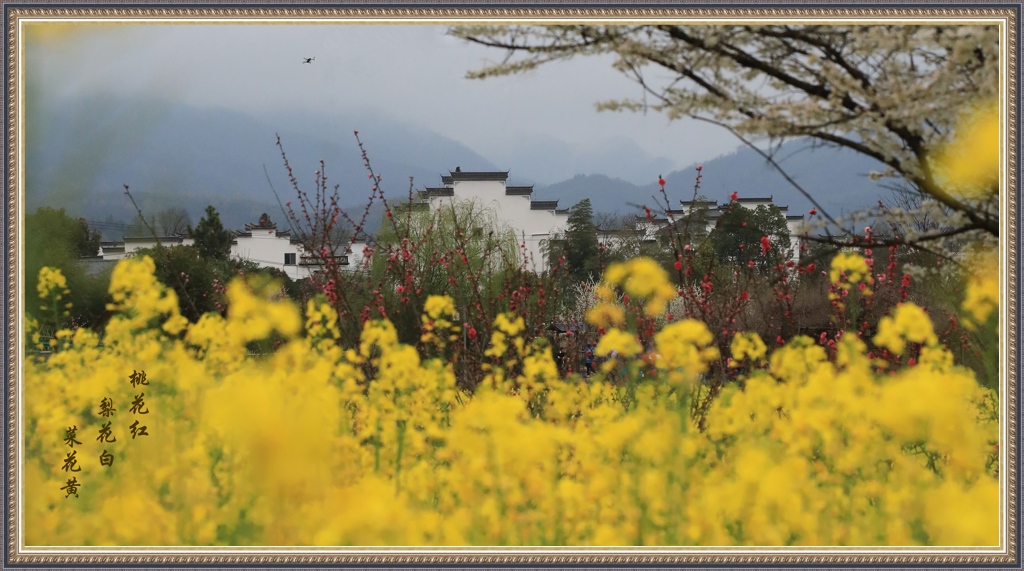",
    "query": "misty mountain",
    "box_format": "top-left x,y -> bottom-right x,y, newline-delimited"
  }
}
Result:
28,95 -> 897,240
534,139 -> 895,219
26,96 -> 500,238
667,141 -> 894,218
533,174 -> 648,216
490,134 -> 676,185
